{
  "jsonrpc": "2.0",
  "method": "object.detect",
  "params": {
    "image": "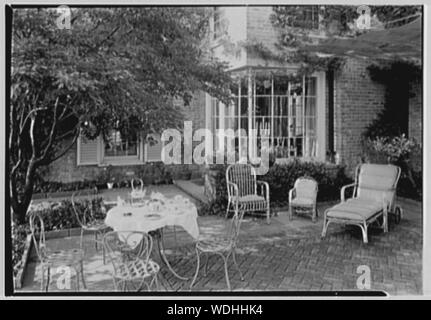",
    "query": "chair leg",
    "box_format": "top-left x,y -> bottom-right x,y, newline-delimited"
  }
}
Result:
232,249 -> 244,281
289,205 -> 293,221
312,205 -> 317,223
153,274 -> 159,291
383,210 -> 388,233
225,200 -> 231,219
45,267 -> 51,292
80,261 -> 87,289
222,255 -> 231,291
41,267 -> 46,292
190,247 -> 201,290
80,228 -> 84,251
94,232 -> 98,251
266,205 -> 270,225
203,253 -> 209,277
321,216 -> 330,238
360,223 -> 369,244
75,269 -> 80,291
